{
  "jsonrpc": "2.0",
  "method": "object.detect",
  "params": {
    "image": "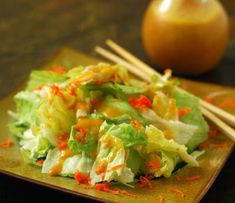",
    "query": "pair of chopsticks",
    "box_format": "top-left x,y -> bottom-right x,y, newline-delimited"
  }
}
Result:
95,39 -> 235,142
